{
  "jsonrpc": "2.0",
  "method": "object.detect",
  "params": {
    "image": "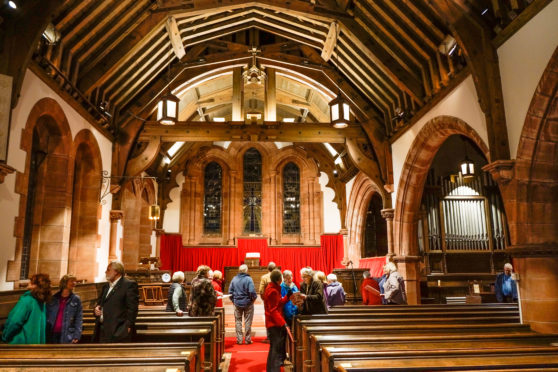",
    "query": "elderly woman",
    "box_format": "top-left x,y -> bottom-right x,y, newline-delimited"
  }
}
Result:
264,270 -> 292,372
3,273 -> 52,344
382,262 -> 407,305
325,273 -> 346,307
47,274 -> 83,343
166,271 -> 187,316
188,265 -> 217,316
299,268 -> 327,315
280,270 -> 299,325
212,270 -> 224,307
